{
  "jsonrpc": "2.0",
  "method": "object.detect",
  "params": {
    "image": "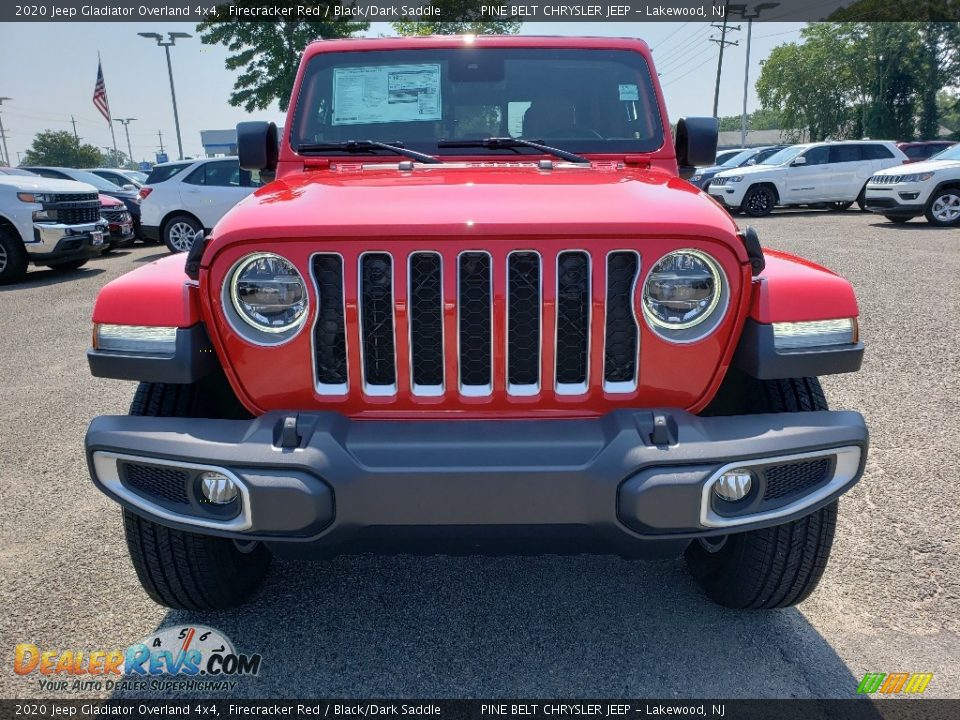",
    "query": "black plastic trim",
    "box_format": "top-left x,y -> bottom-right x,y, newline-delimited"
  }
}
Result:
734,319 -> 864,380
140,224 -> 161,242
87,324 -> 218,384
